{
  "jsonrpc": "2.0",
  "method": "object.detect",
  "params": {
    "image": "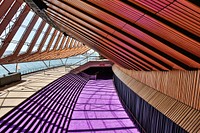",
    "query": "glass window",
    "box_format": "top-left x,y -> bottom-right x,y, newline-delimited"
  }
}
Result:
0,65 -> 8,76
42,28 -> 55,52
67,38 -> 72,48
0,2 -> 26,47
32,23 -> 49,53
62,36 -> 68,49
0,0 -> 16,24
71,40 -> 76,48
50,31 -> 59,51
19,18 -> 42,54
56,34 -> 64,50
0,52 -> 95,76
2,11 -> 34,57
0,64 -> 16,76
